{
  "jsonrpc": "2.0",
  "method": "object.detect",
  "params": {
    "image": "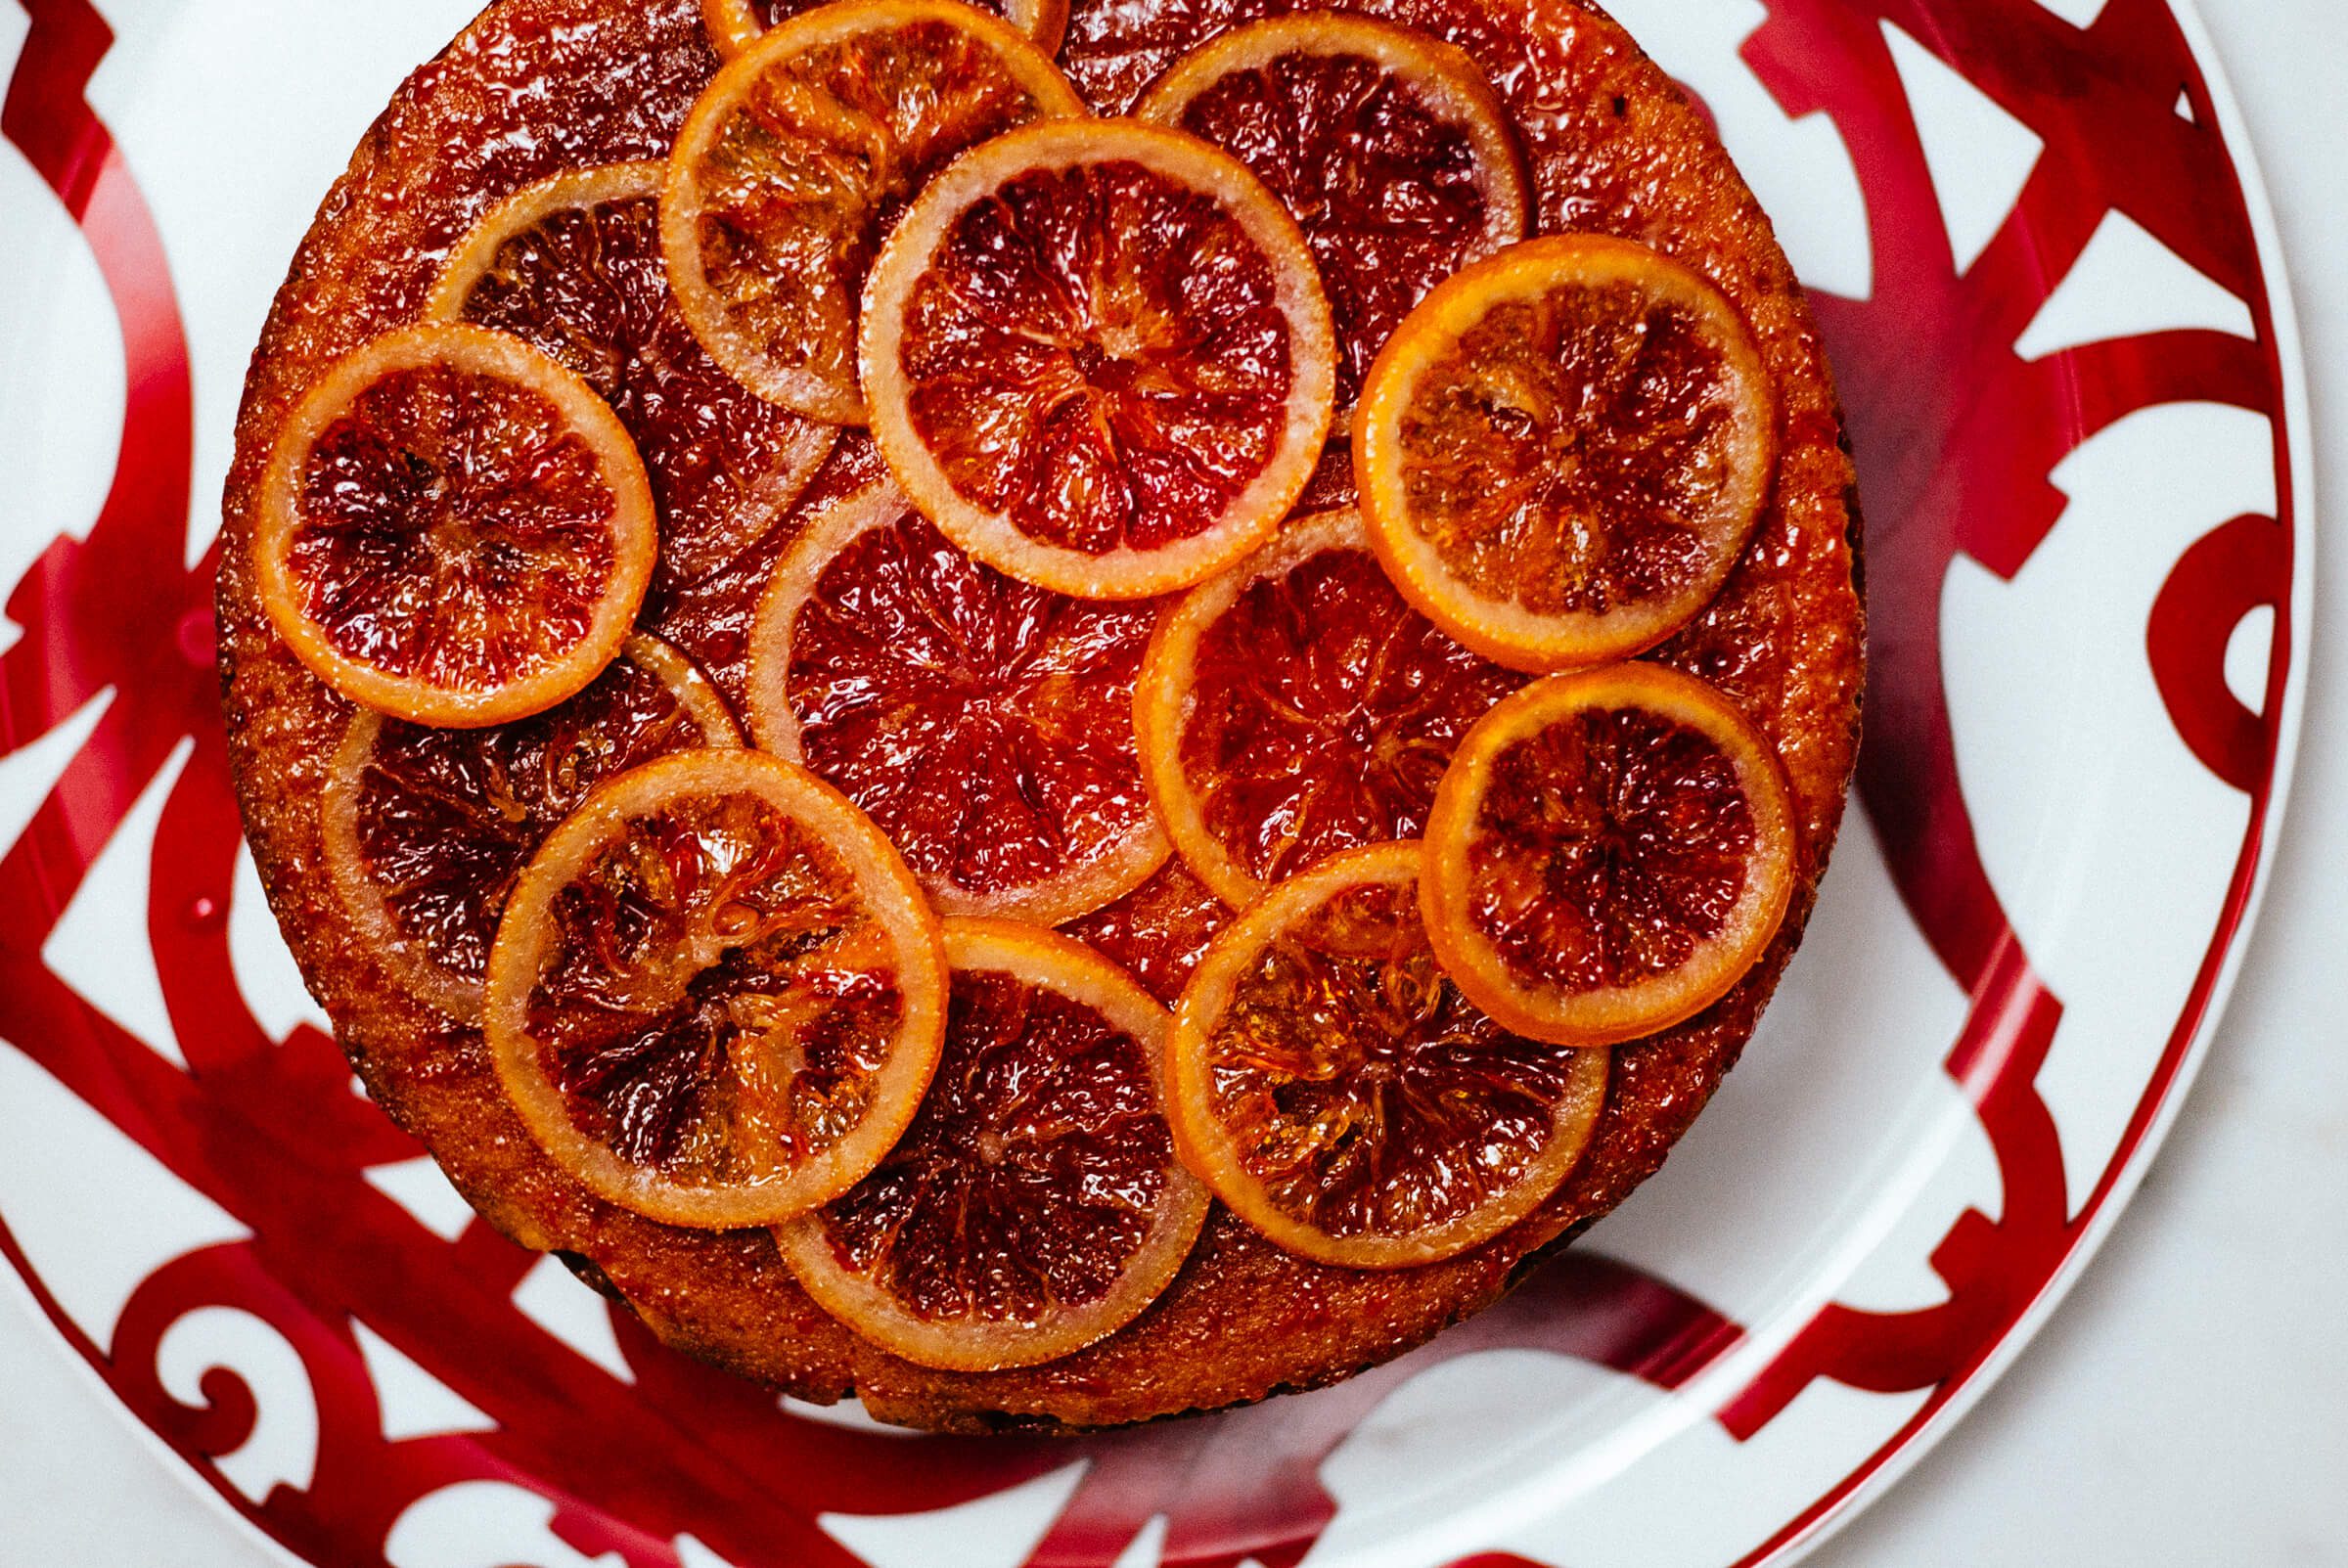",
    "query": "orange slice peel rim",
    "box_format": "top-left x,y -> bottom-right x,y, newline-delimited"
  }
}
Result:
484,747 -> 950,1229
1165,839 -> 1609,1268
700,0 -> 1071,61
